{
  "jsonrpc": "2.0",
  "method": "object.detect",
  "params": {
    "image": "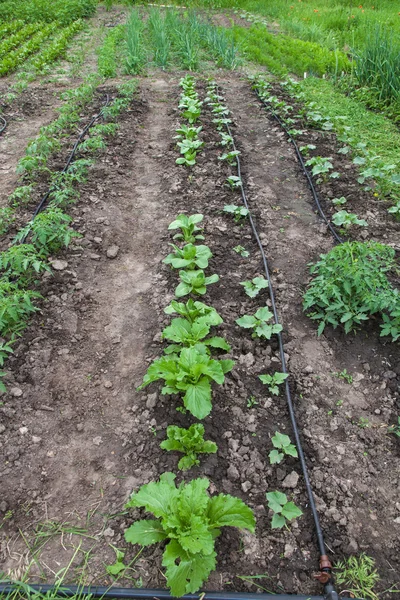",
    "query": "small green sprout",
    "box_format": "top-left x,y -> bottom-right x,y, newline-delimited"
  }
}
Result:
266,491 -> 302,529
233,245 -> 249,258
236,307 -> 282,340
240,276 -> 268,299
269,431 -> 298,464
223,204 -> 249,223
259,372 -> 288,395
